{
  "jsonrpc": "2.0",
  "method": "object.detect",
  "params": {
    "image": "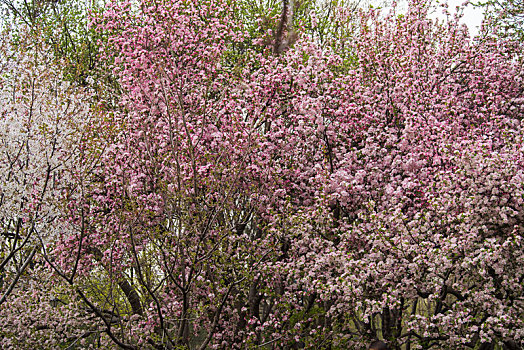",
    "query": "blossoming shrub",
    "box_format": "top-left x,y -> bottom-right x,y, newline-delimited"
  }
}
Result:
1,0 -> 523,348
